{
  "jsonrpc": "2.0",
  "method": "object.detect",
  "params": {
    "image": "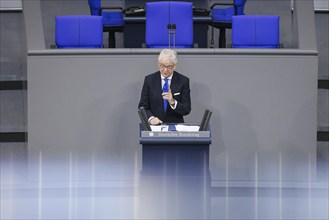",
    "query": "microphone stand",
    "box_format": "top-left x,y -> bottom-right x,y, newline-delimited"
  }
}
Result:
172,24 -> 176,48
167,24 -> 172,48
167,24 -> 176,48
